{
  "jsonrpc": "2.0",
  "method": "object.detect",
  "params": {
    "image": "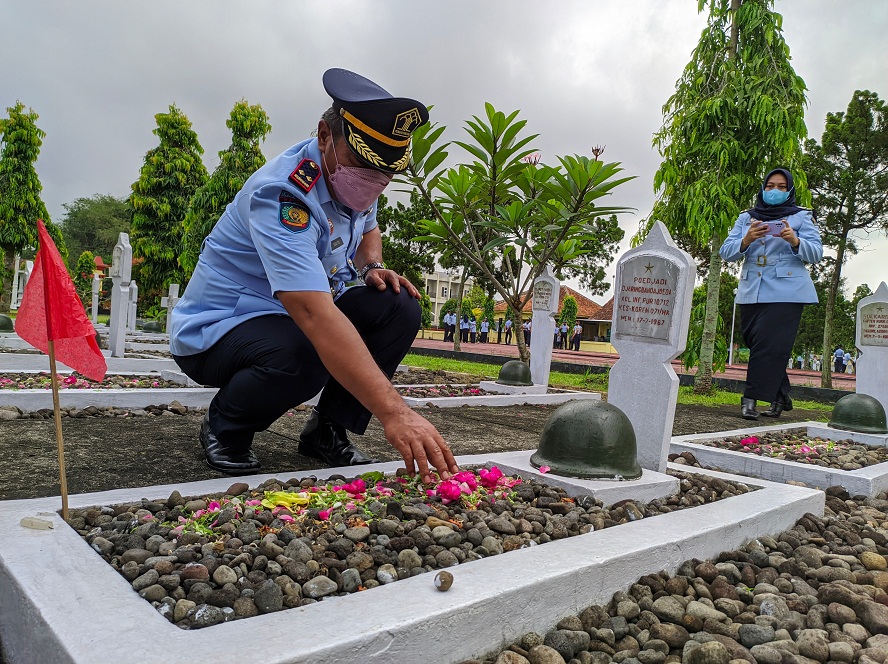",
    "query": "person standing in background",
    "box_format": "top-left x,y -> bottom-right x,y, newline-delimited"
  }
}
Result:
719,168 -> 822,421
